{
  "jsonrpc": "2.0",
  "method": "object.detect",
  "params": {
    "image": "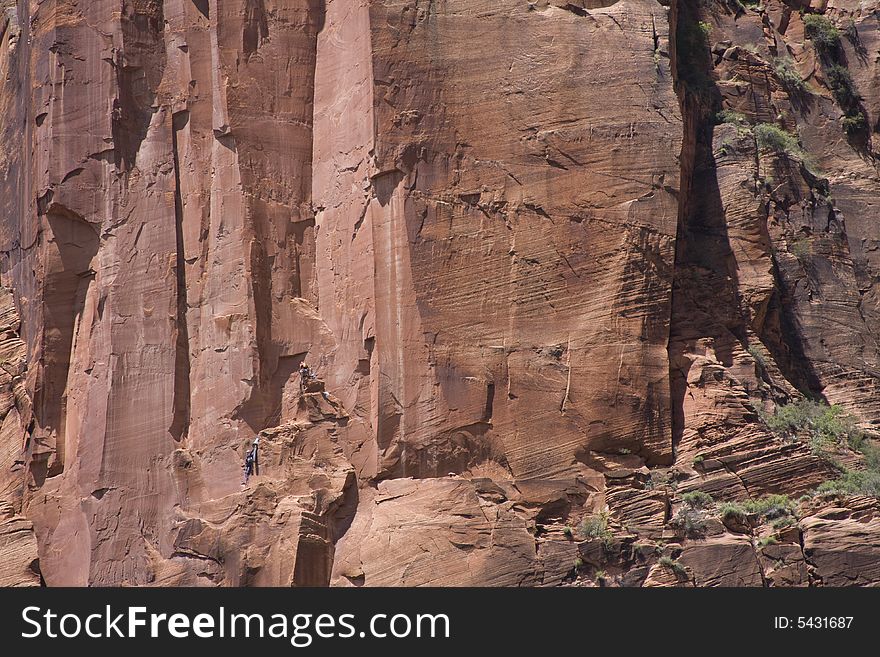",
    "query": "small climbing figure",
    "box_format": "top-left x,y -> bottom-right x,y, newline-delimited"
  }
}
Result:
242,436 -> 260,486
299,362 -> 313,393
